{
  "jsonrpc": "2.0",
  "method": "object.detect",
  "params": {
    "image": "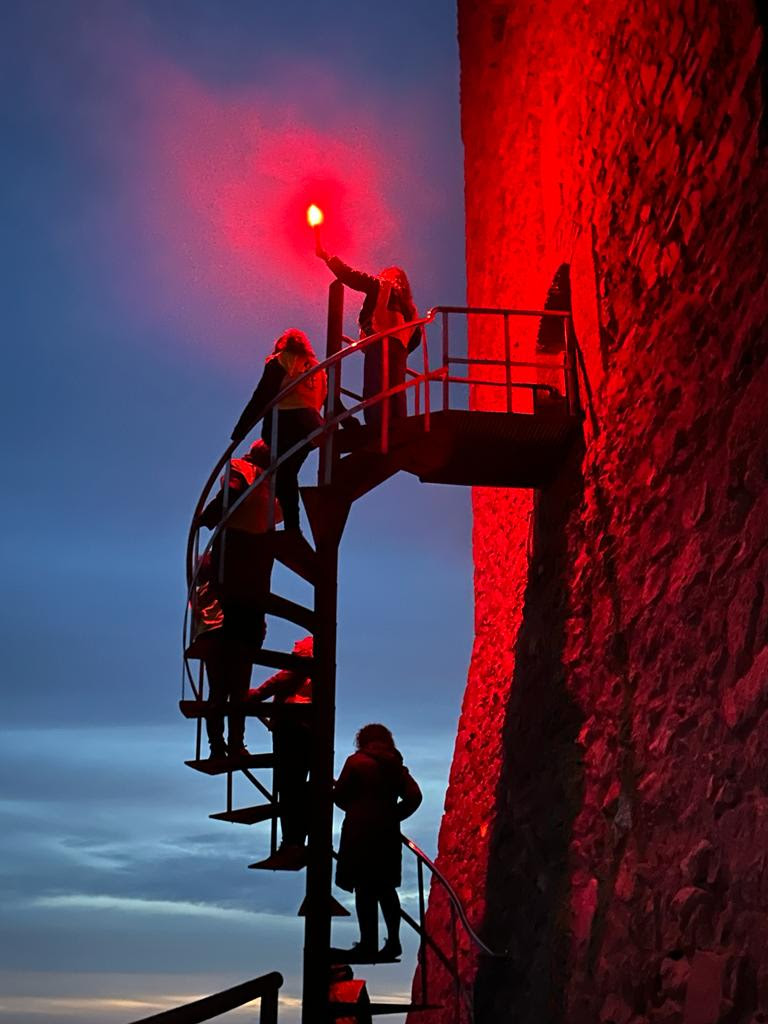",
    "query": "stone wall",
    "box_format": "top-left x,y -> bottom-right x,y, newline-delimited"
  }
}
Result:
413,3 -> 768,1022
